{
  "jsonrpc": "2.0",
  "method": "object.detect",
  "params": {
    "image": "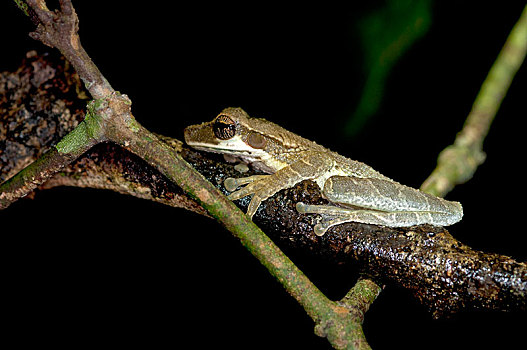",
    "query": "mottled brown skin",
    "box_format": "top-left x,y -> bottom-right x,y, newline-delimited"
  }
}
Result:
185,108 -> 463,235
